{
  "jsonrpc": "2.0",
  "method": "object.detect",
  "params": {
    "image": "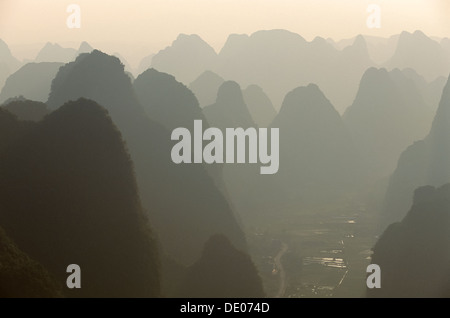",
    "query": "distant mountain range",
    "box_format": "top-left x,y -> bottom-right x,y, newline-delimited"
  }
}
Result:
0,27 -> 448,297
189,71 -> 225,108
385,31 -> 450,82
151,34 -> 217,85
0,39 -> 21,91
148,30 -> 450,112
35,41 -> 93,63
2,29 -> 448,113
0,62 -> 63,104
